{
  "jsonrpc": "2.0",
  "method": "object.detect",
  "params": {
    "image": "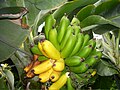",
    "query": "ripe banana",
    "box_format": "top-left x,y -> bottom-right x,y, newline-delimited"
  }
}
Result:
53,58 -> 65,71
38,42 -> 48,57
57,15 -> 70,43
60,25 -> 73,50
33,54 -> 39,61
65,56 -> 85,67
71,16 -> 80,26
60,33 -> 77,58
69,62 -> 89,73
49,70 -> 61,82
67,77 -> 75,90
42,40 -> 61,60
77,45 -> 93,58
48,27 -> 60,51
49,72 -> 70,90
44,14 -> 56,39
38,55 -> 48,61
30,45 -> 42,55
24,61 -> 34,73
70,32 -> 84,56
26,69 -> 35,78
39,68 -> 53,83
33,59 -> 55,74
